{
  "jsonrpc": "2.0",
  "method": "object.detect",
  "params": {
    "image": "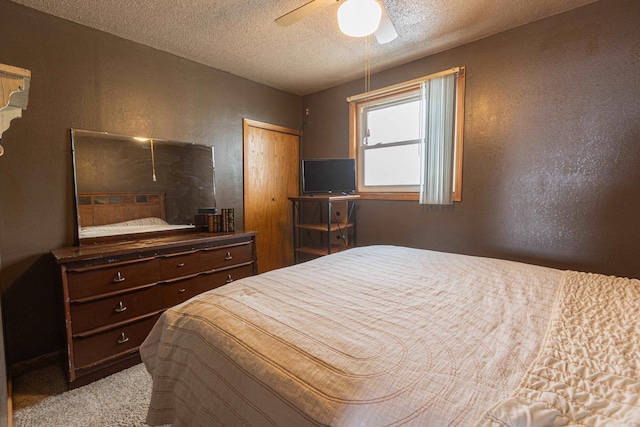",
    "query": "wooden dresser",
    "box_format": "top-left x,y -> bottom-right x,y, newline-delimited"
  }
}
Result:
51,231 -> 257,388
